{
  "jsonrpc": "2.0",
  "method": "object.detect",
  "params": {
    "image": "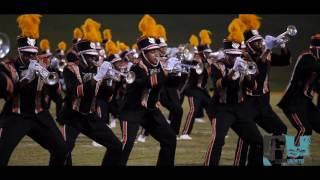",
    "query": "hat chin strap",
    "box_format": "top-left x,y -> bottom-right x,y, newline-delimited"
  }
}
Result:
80,53 -> 89,67
142,50 -> 159,67
246,41 -> 257,55
18,50 -> 27,67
